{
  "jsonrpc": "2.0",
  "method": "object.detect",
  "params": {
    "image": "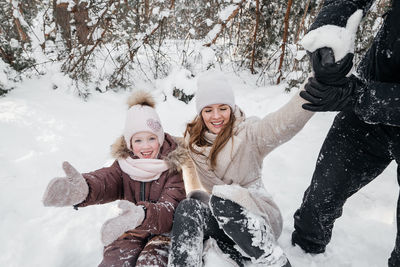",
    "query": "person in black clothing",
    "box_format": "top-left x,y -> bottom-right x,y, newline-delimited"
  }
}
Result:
292,0 -> 400,266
